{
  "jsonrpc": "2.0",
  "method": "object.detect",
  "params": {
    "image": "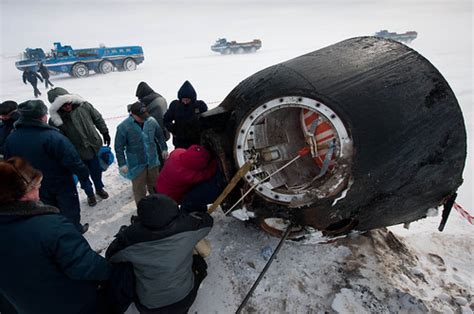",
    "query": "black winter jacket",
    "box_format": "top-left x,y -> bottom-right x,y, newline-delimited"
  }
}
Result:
0,201 -> 110,314
4,118 -> 90,194
0,111 -> 20,157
